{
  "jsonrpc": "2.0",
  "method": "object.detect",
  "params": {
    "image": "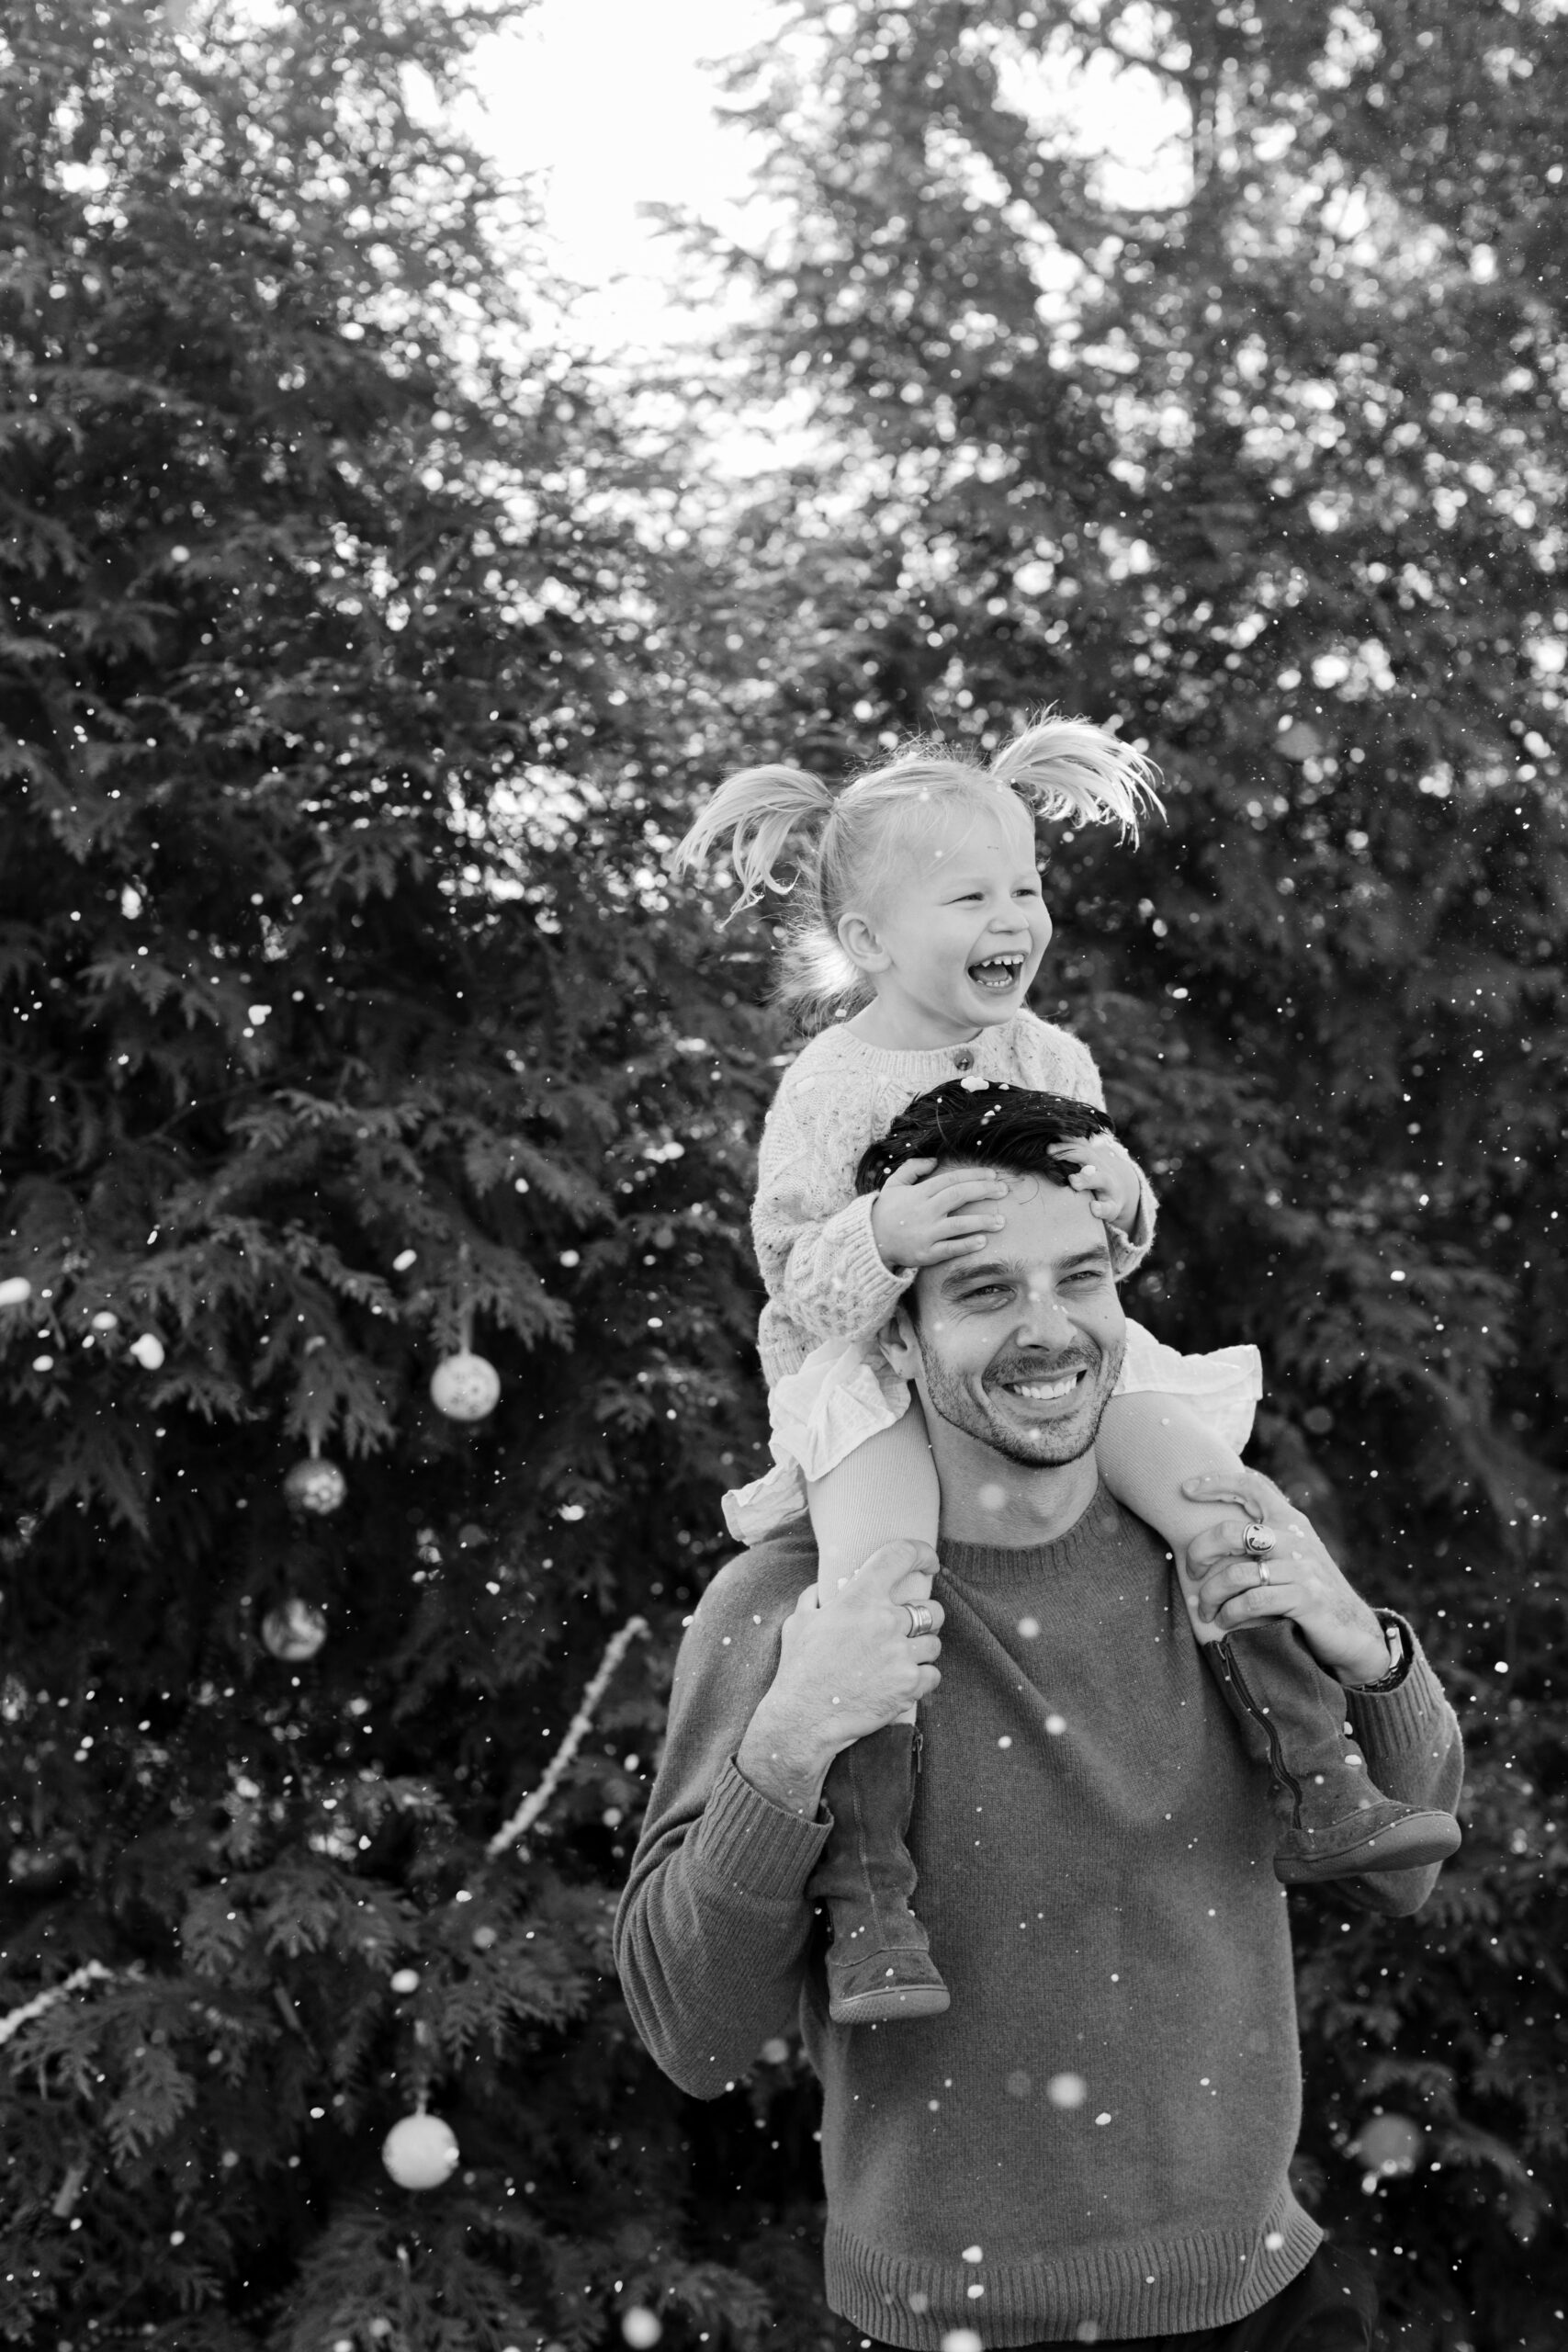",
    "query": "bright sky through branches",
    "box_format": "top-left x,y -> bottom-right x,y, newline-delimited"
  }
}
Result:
464,0 -> 1185,356
466,0 -> 777,354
